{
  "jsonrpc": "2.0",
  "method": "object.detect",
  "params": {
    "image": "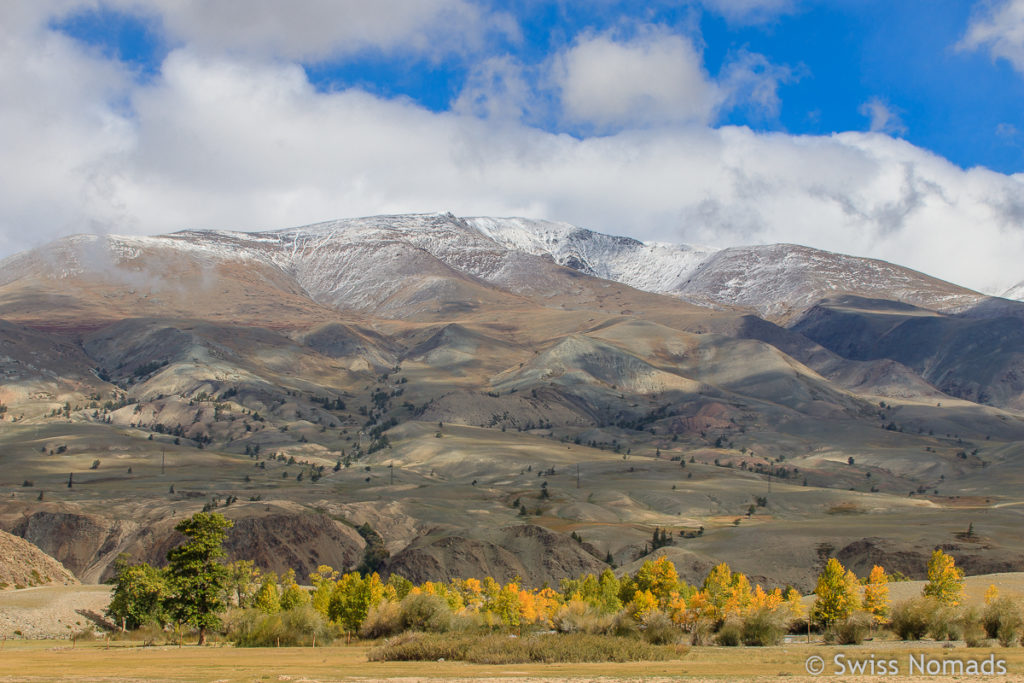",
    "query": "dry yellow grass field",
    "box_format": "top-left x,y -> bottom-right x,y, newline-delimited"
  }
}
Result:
2,639 -> 1024,682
